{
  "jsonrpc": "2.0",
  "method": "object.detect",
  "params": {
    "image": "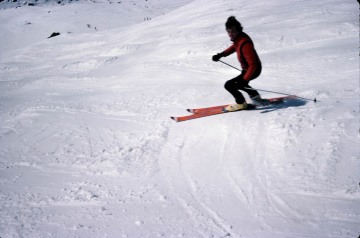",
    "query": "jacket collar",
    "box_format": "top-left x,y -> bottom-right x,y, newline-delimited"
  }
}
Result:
232,32 -> 245,44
